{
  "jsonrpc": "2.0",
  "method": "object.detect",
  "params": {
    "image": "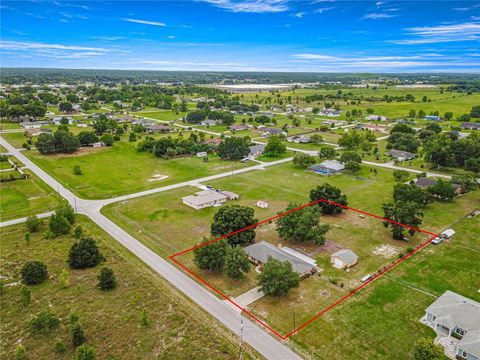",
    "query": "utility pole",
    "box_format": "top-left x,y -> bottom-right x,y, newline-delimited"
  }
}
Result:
238,318 -> 244,360
293,308 -> 296,333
